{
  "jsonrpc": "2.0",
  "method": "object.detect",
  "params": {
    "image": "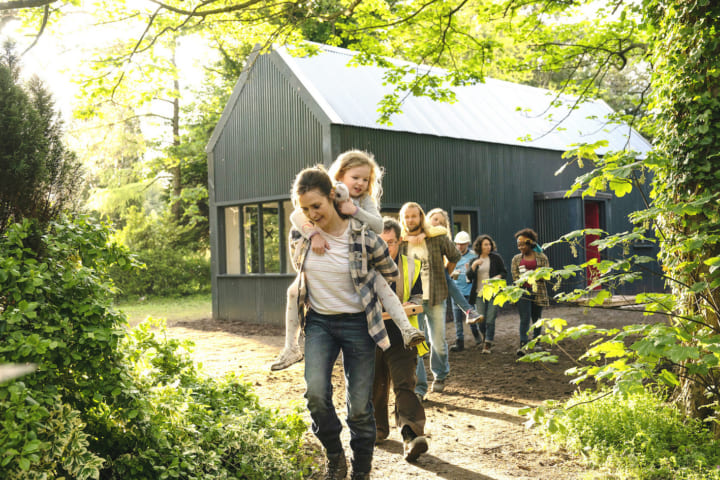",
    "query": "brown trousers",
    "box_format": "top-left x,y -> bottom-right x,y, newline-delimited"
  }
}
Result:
372,344 -> 426,439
